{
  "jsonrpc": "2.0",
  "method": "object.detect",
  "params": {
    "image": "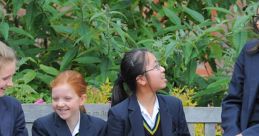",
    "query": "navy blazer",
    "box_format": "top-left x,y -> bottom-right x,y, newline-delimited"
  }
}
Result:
222,39 -> 259,136
32,112 -> 106,136
0,96 -> 28,136
106,94 -> 190,136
